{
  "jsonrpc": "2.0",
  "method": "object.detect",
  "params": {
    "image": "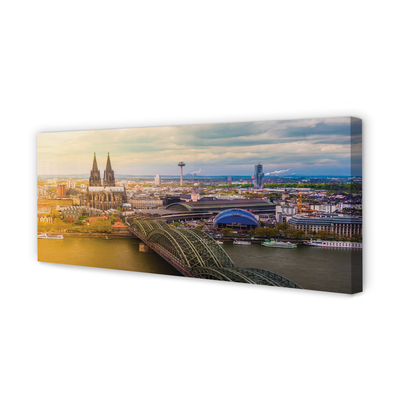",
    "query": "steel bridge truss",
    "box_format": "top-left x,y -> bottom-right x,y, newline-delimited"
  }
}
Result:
190,267 -> 301,287
127,218 -> 302,289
